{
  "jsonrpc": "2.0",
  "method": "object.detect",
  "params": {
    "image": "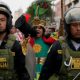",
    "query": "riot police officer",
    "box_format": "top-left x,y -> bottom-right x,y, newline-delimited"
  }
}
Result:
39,7 -> 80,80
0,2 -> 30,80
